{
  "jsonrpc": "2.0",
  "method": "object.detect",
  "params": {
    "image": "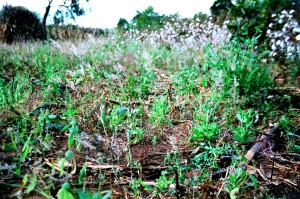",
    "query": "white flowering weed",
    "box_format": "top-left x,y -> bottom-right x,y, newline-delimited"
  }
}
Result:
267,10 -> 300,61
